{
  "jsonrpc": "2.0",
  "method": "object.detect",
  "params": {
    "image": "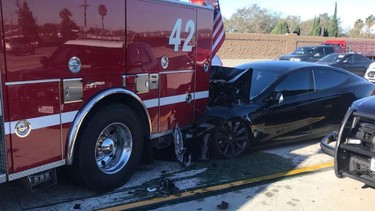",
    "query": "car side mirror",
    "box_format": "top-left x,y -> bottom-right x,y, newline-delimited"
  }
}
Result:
275,92 -> 284,104
265,92 -> 284,104
343,59 -> 351,64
